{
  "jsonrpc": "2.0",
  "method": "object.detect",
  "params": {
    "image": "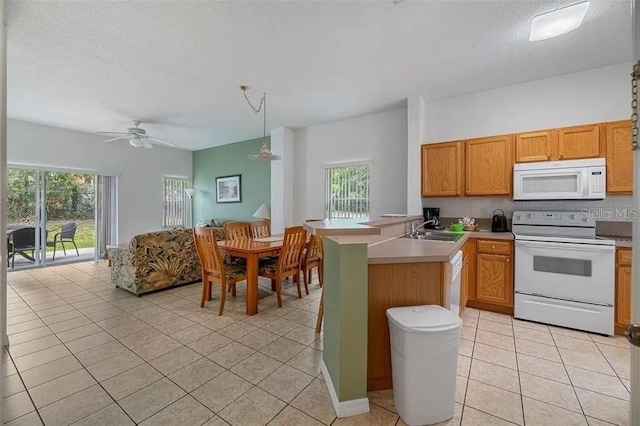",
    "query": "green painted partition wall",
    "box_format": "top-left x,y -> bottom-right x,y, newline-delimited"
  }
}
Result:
323,237 -> 368,401
192,137 -> 270,223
